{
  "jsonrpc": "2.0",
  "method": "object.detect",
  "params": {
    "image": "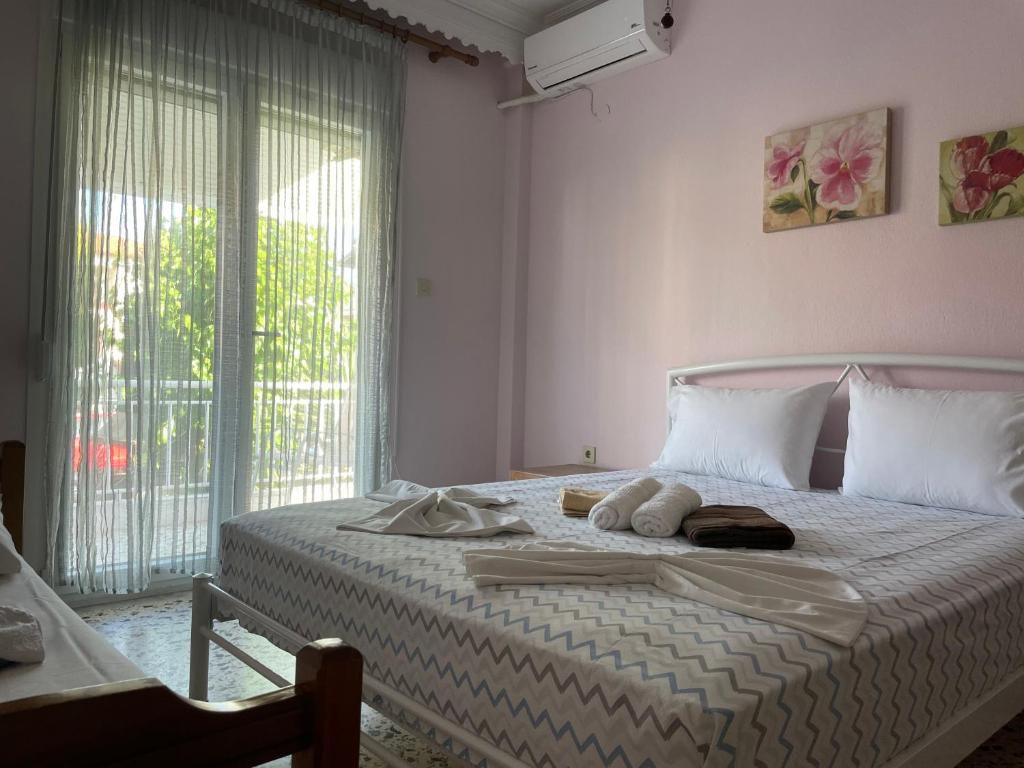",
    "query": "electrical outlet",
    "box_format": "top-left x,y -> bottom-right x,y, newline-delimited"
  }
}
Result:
416,277 -> 432,297
582,445 -> 597,465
